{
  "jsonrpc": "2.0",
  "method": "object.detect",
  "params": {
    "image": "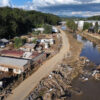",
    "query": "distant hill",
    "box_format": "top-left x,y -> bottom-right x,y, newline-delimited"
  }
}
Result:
87,15 -> 100,20
62,15 -> 100,21
0,7 -> 61,39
